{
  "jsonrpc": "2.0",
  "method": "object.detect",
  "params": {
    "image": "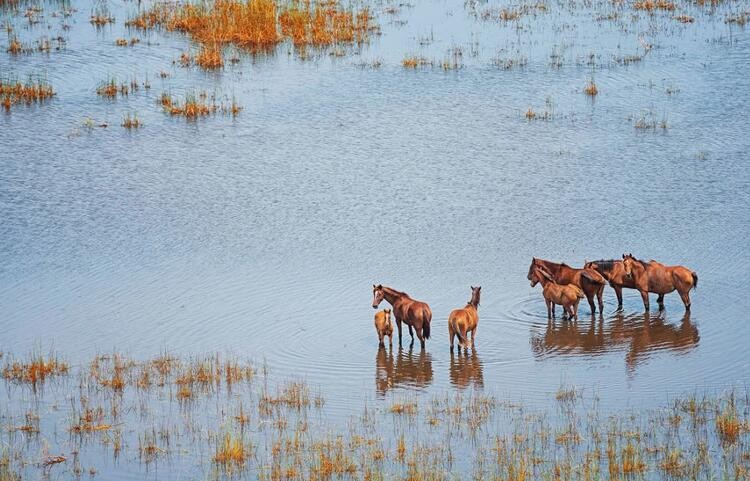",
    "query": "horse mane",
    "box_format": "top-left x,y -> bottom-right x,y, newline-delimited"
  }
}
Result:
588,259 -> 618,270
382,285 -> 410,298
